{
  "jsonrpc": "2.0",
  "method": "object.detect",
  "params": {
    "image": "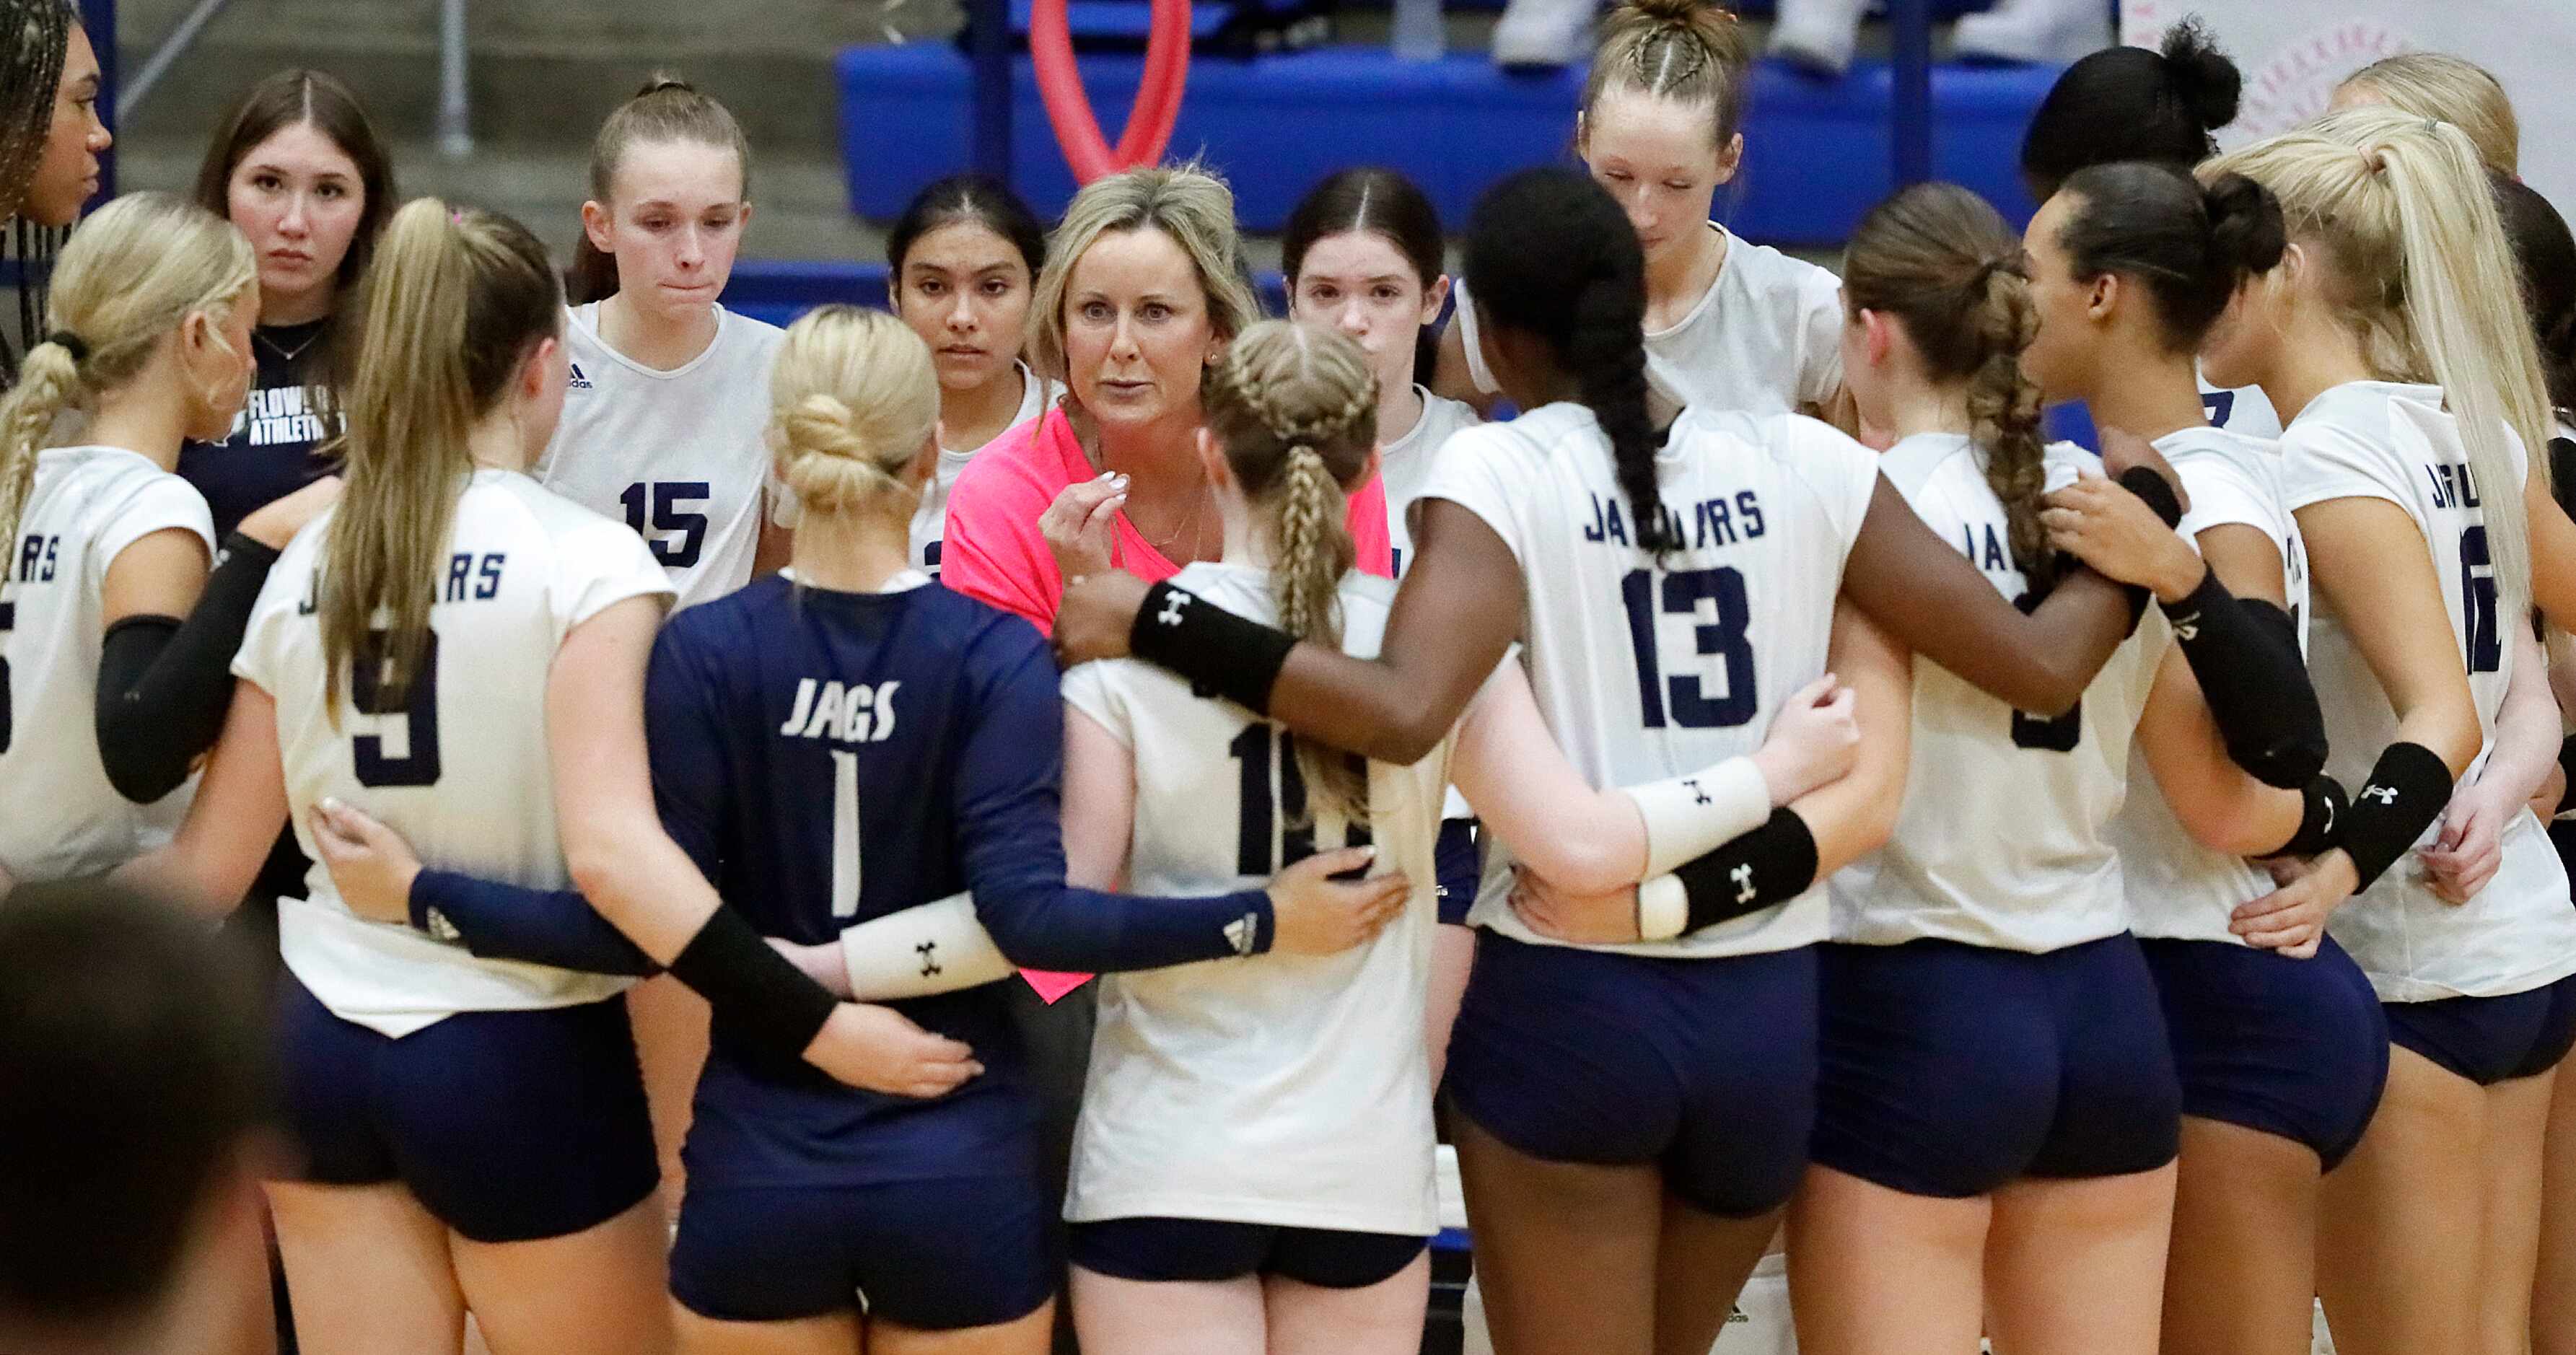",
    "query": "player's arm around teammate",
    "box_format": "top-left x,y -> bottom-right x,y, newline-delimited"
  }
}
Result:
0,193 -> 337,893
2207,112 -> 2576,1355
